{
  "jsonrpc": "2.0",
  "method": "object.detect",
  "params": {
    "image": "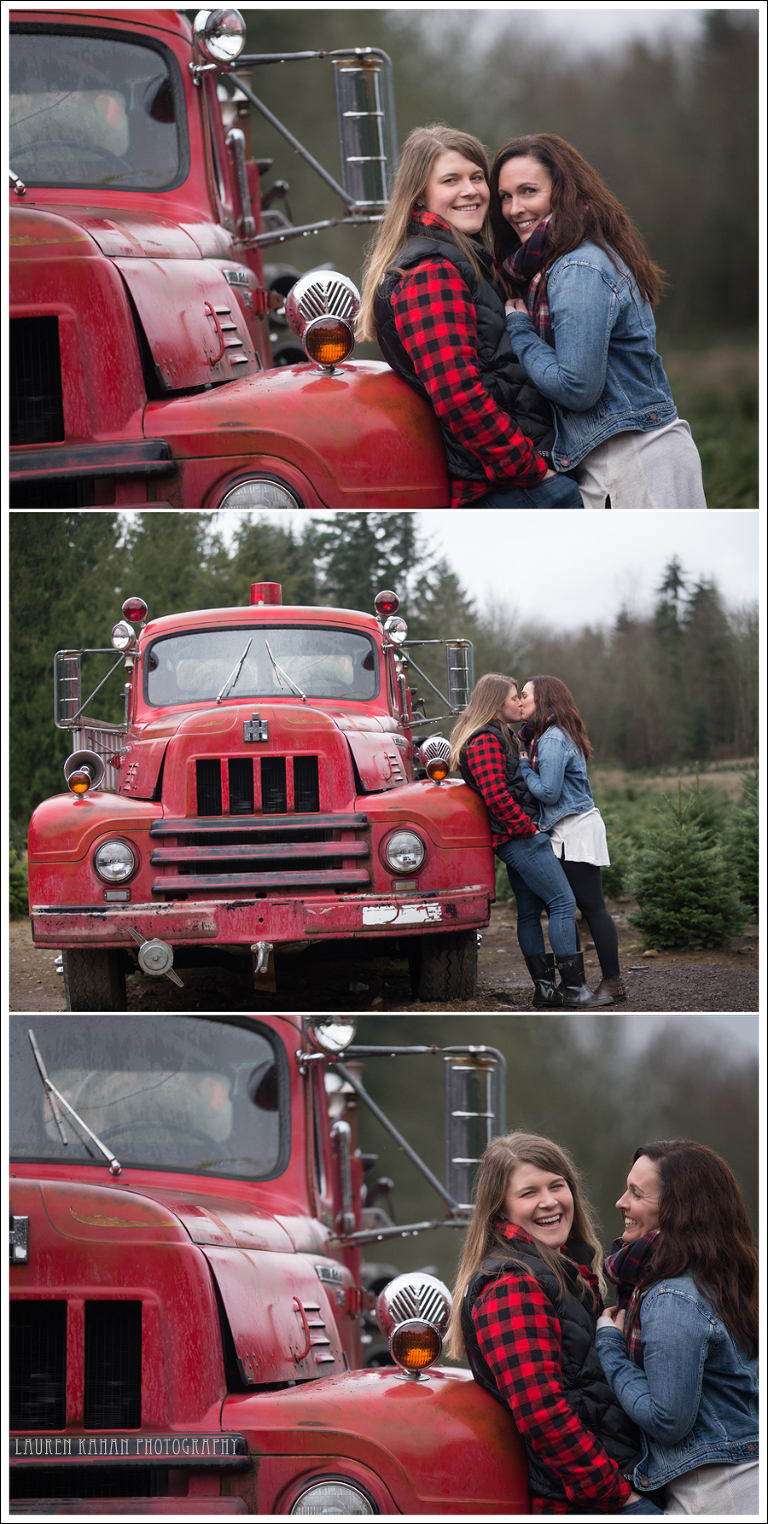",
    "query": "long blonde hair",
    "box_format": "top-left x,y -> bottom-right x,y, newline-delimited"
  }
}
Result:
449,672 -> 518,771
446,1131 -> 605,1361
357,123 -> 494,344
